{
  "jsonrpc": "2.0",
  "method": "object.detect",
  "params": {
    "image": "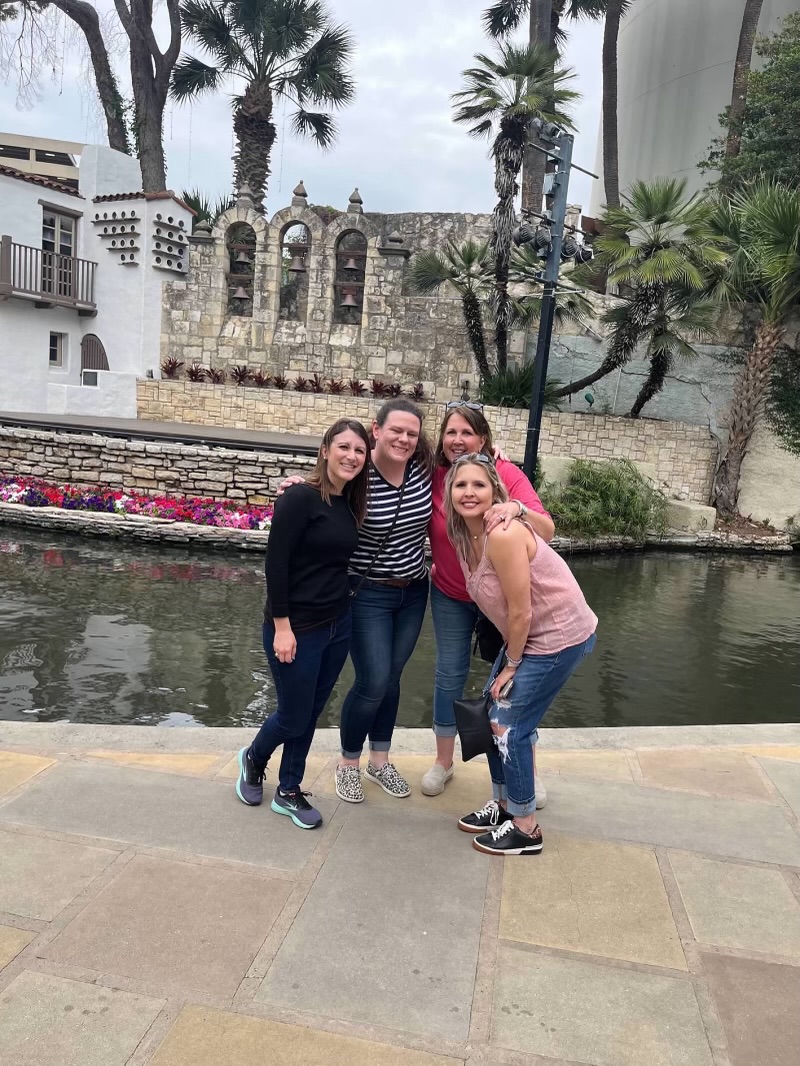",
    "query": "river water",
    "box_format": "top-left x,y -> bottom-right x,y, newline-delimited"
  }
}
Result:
1,527 -> 798,730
